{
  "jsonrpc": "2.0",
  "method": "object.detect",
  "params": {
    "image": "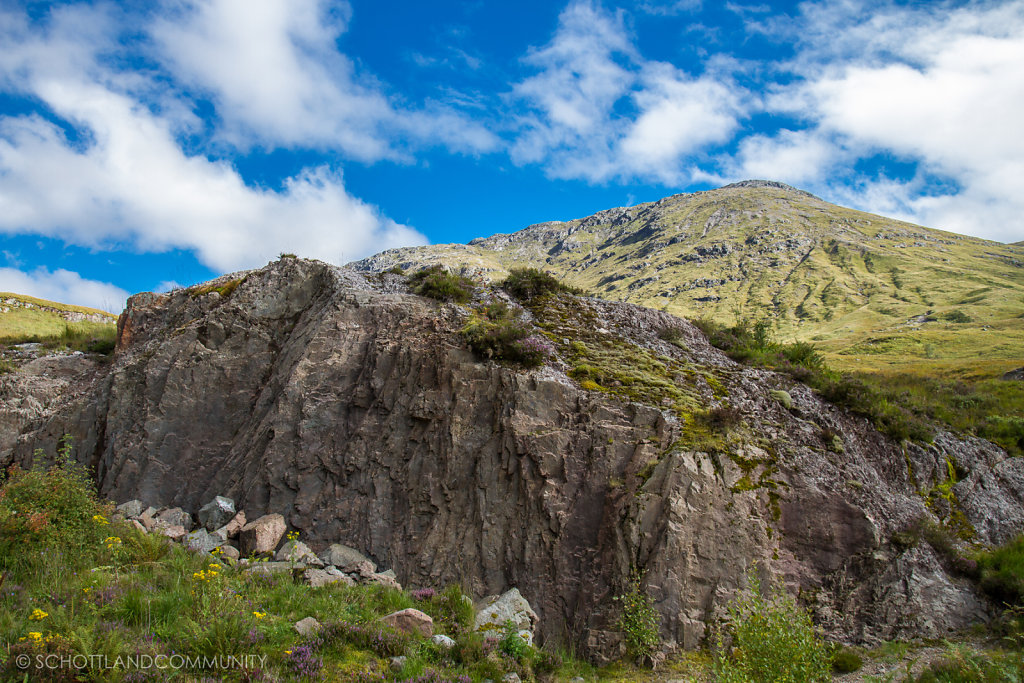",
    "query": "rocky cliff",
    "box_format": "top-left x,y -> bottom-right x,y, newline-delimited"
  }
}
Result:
4,258 -> 1023,657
